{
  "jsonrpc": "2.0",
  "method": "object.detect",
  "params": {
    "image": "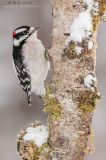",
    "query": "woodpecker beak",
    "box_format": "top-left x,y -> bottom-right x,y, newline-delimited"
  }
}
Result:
29,27 -> 40,34
35,27 -> 40,30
